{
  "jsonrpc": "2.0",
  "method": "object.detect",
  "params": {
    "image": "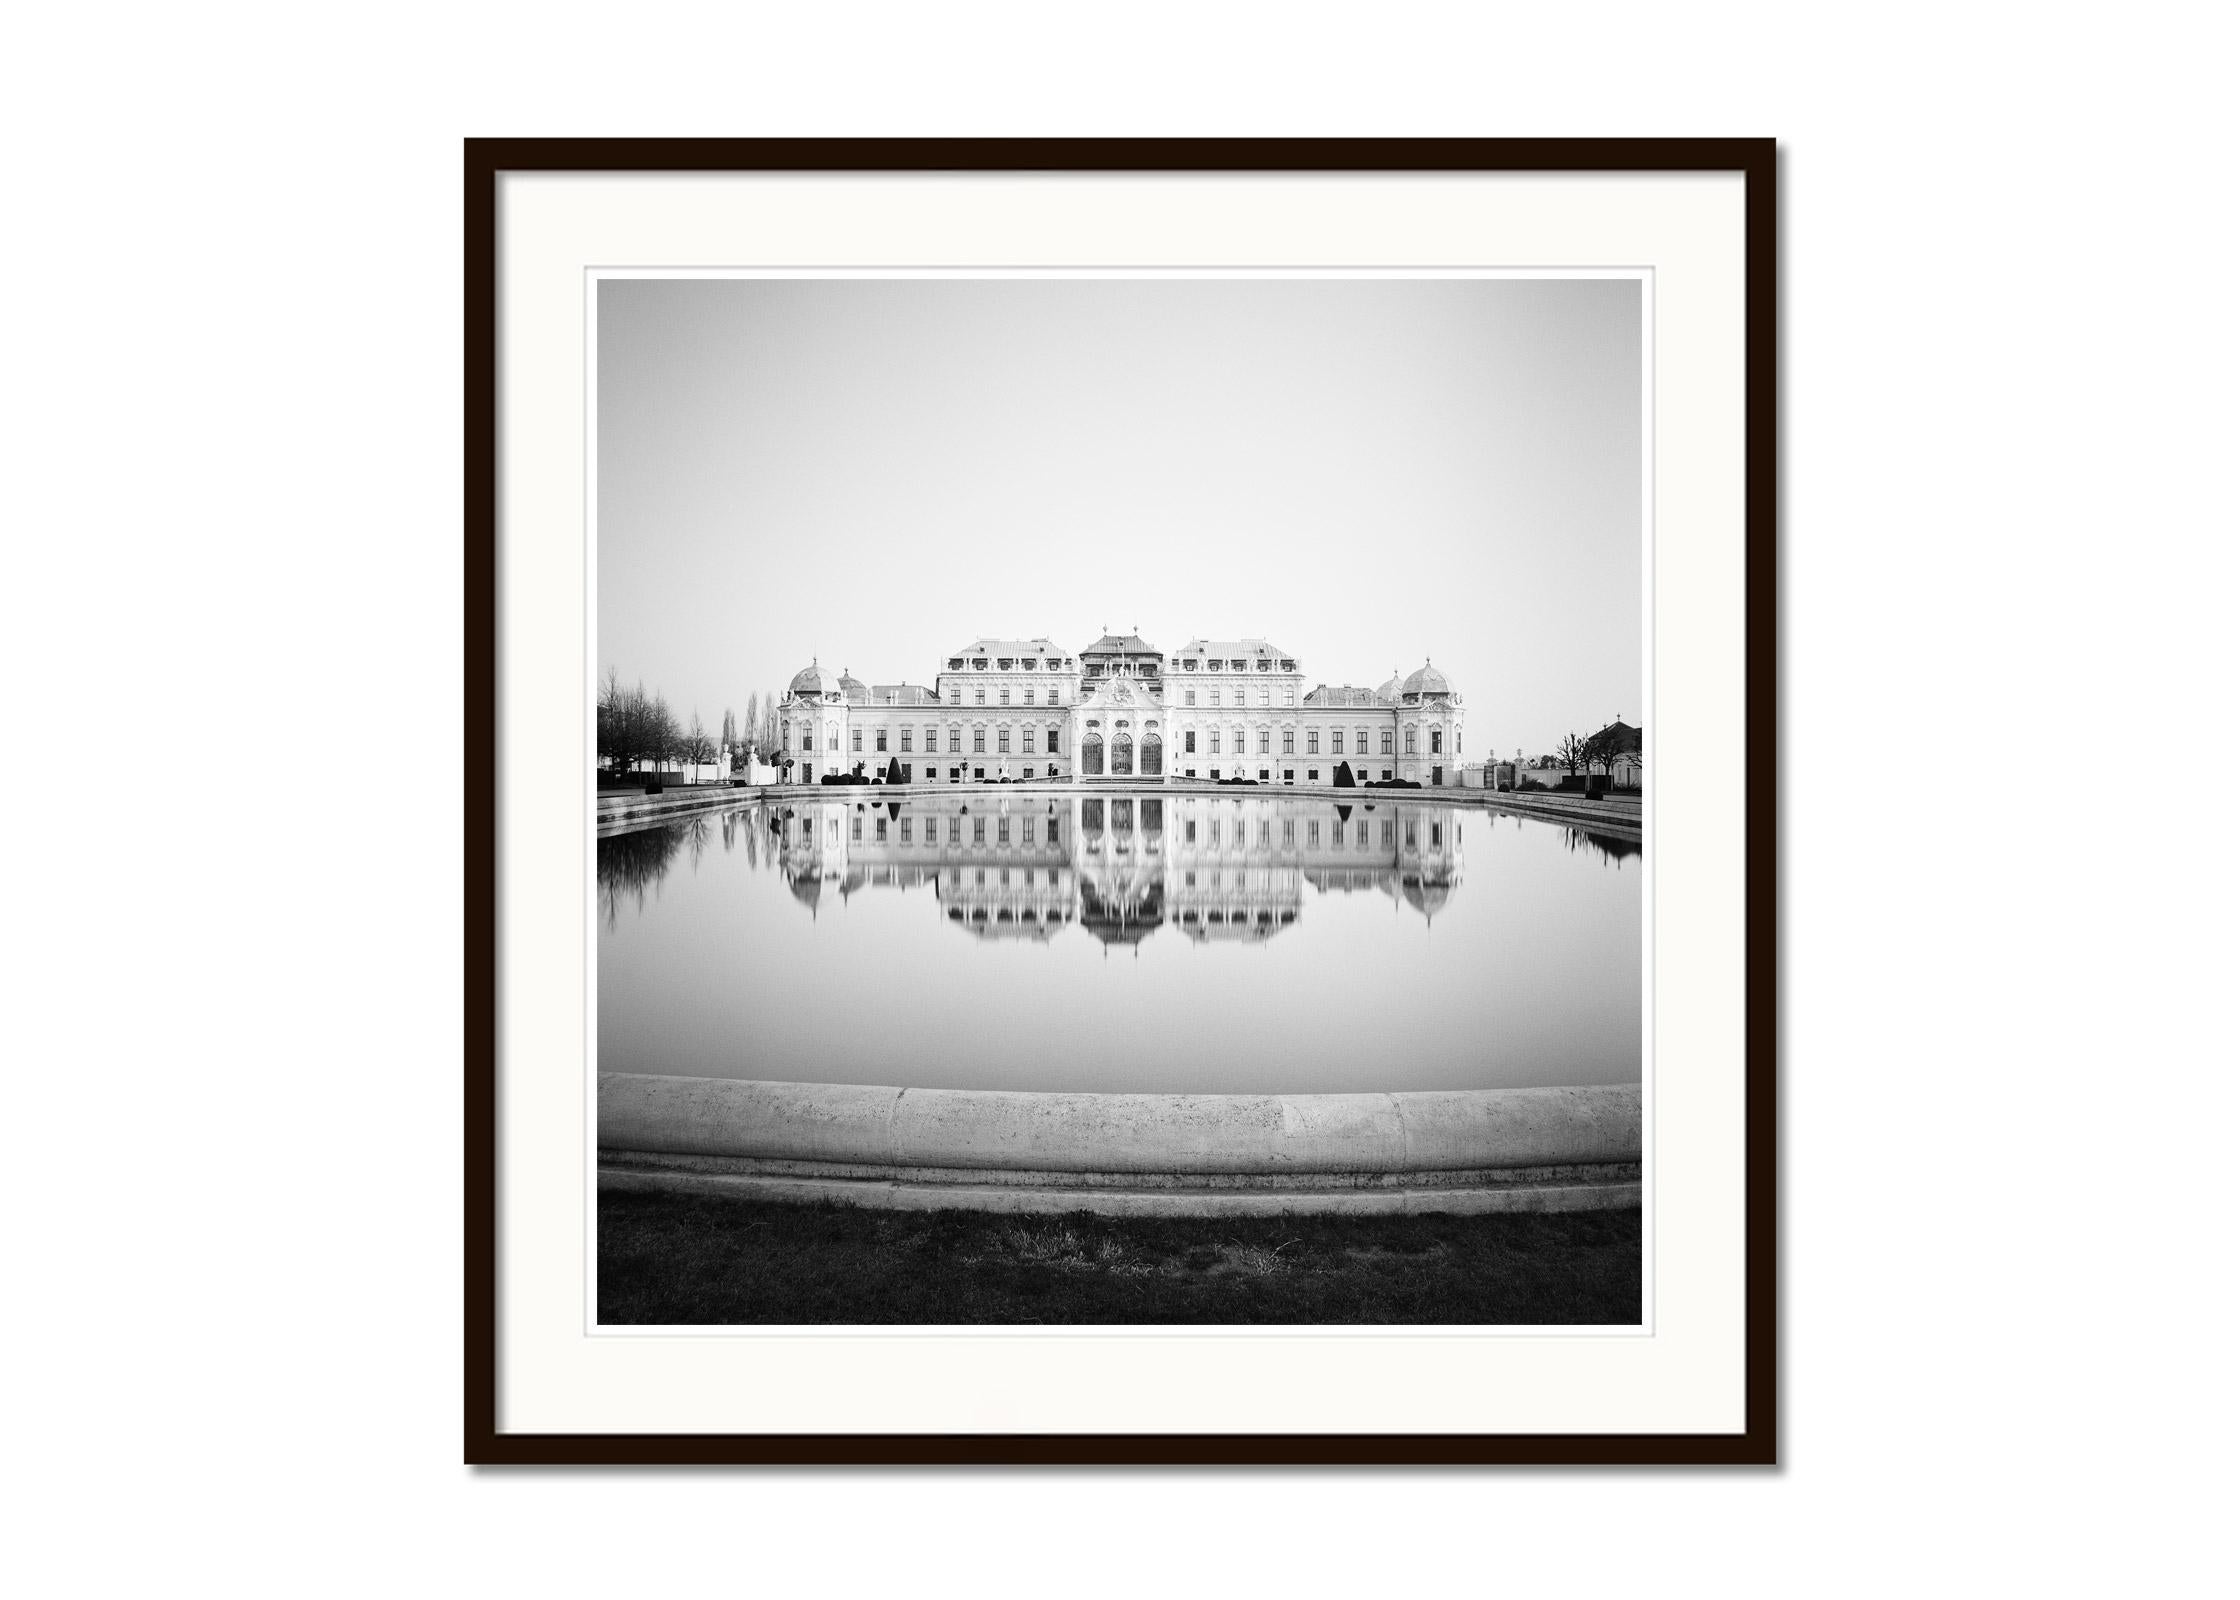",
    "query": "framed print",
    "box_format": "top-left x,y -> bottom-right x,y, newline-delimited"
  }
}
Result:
469,138 -> 1775,1464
